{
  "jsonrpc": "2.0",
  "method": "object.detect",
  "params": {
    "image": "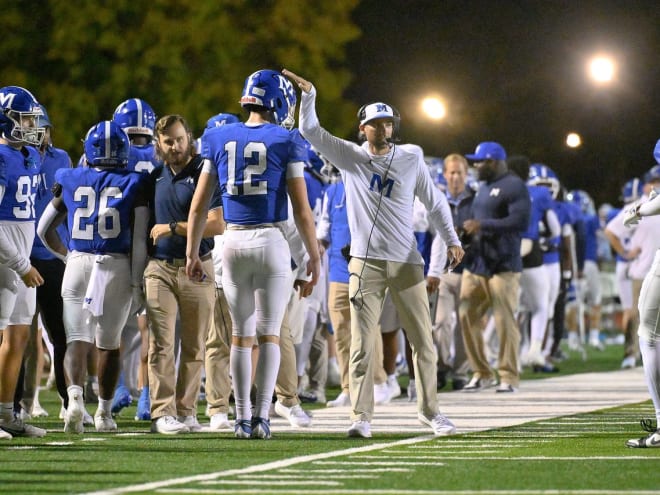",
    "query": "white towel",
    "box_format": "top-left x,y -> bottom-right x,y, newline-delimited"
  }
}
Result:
83,255 -> 111,317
